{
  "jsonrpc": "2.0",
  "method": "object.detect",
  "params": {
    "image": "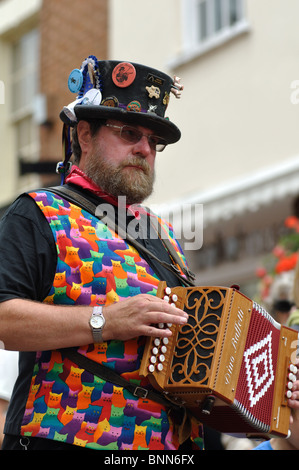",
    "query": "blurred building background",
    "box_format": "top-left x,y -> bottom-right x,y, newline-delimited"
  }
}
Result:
0,0 -> 108,206
0,0 -> 299,299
